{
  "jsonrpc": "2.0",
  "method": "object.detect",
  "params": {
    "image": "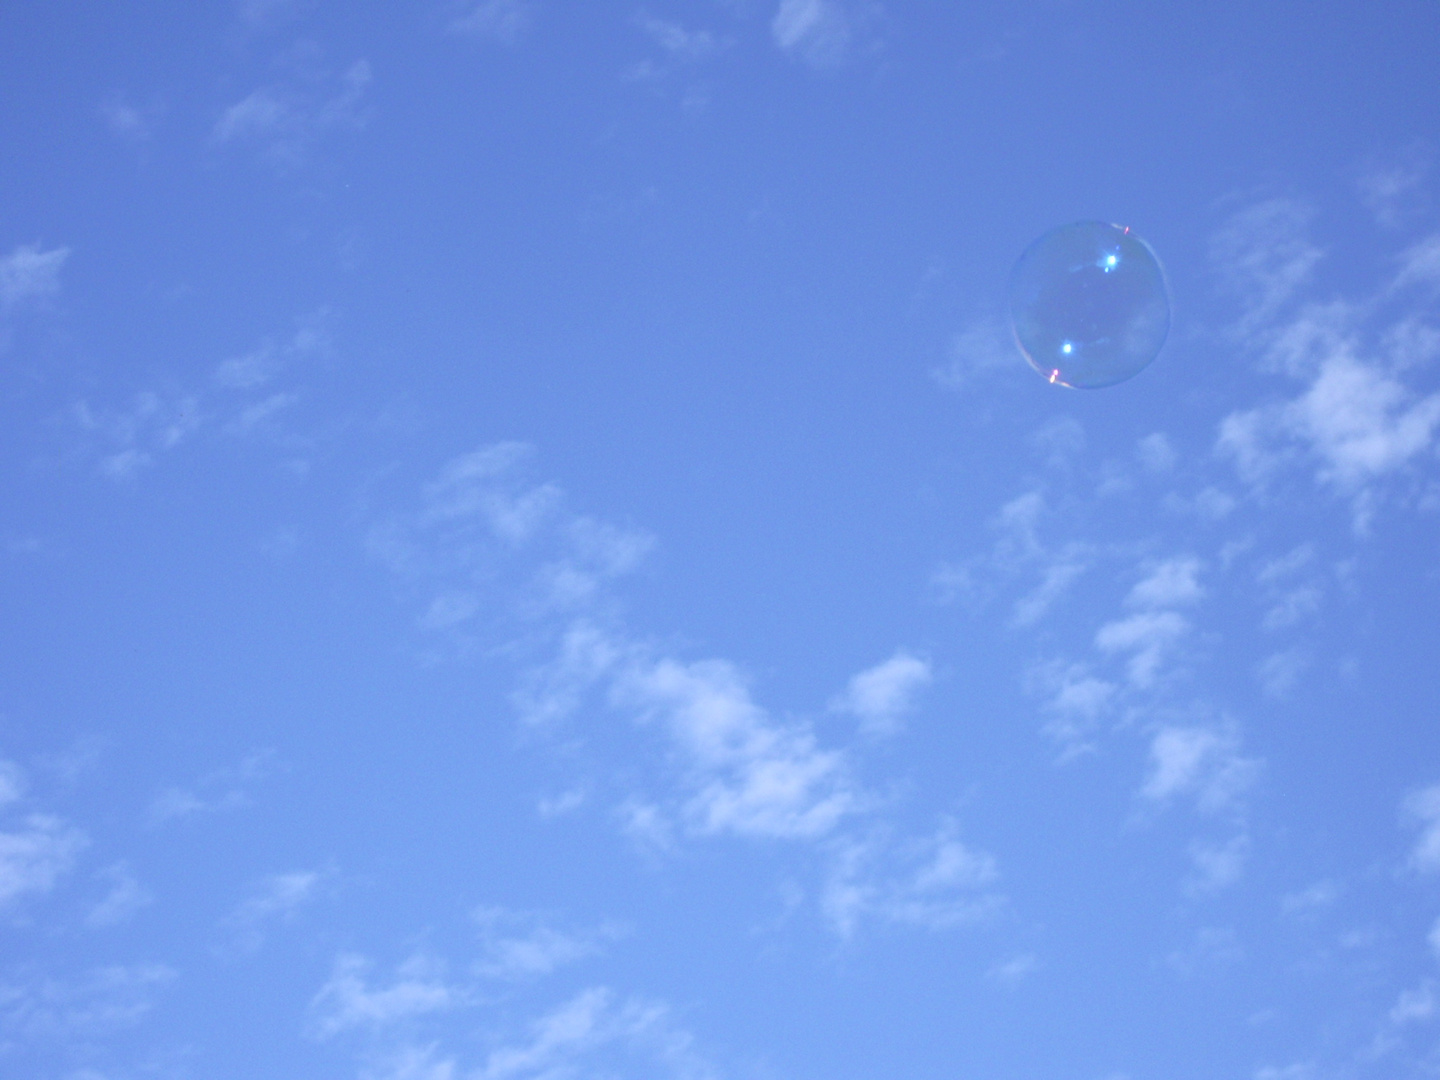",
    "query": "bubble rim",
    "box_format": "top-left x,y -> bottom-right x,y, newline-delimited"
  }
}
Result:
1007,220 -> 1172,390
